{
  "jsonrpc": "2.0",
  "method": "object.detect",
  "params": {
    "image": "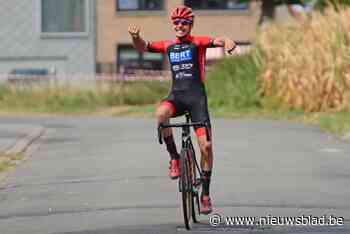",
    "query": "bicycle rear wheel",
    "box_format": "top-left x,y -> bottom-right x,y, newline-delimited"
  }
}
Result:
180,148 -> 193,230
